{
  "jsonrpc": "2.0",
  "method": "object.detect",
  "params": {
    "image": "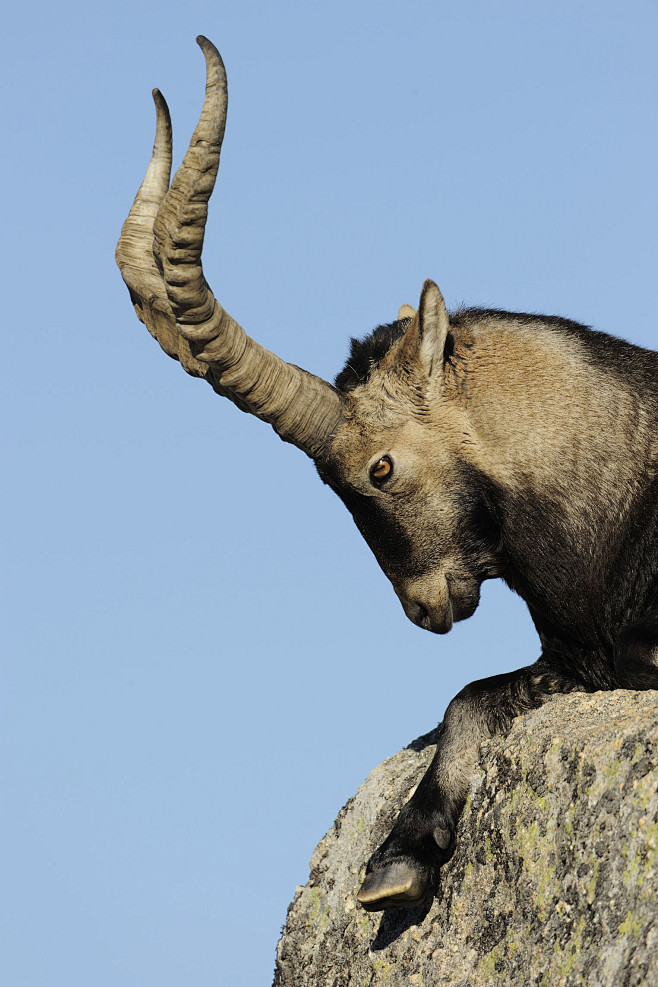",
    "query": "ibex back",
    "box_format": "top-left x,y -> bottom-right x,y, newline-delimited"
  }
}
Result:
117,38 -> 658,911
